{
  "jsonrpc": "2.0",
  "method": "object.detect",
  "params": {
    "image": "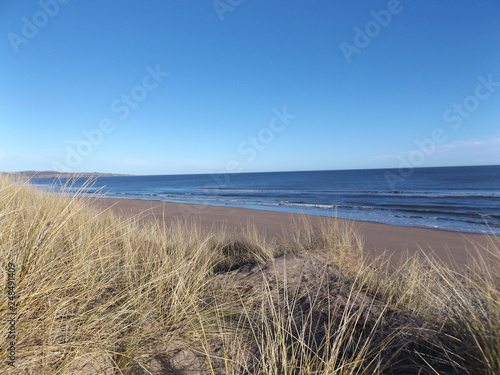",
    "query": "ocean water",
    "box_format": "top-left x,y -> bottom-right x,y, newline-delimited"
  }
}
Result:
31,165 -> 500,235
